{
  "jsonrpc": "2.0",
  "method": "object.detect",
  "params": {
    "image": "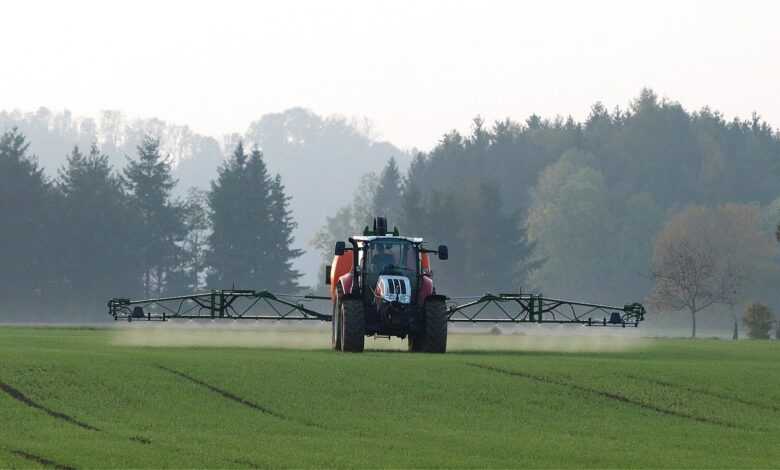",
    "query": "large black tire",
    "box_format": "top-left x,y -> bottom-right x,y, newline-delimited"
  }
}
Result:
331,300 -> 342,351
340,298 -> 365,352
408,298 -> 448,353
423,298 -> 447,353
